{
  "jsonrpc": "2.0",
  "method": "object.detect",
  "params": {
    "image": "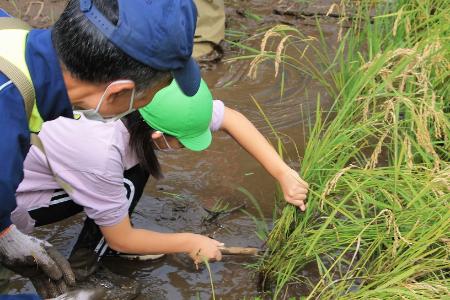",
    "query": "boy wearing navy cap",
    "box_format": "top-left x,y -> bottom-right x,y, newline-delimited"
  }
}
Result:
0,0 -> 200,298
